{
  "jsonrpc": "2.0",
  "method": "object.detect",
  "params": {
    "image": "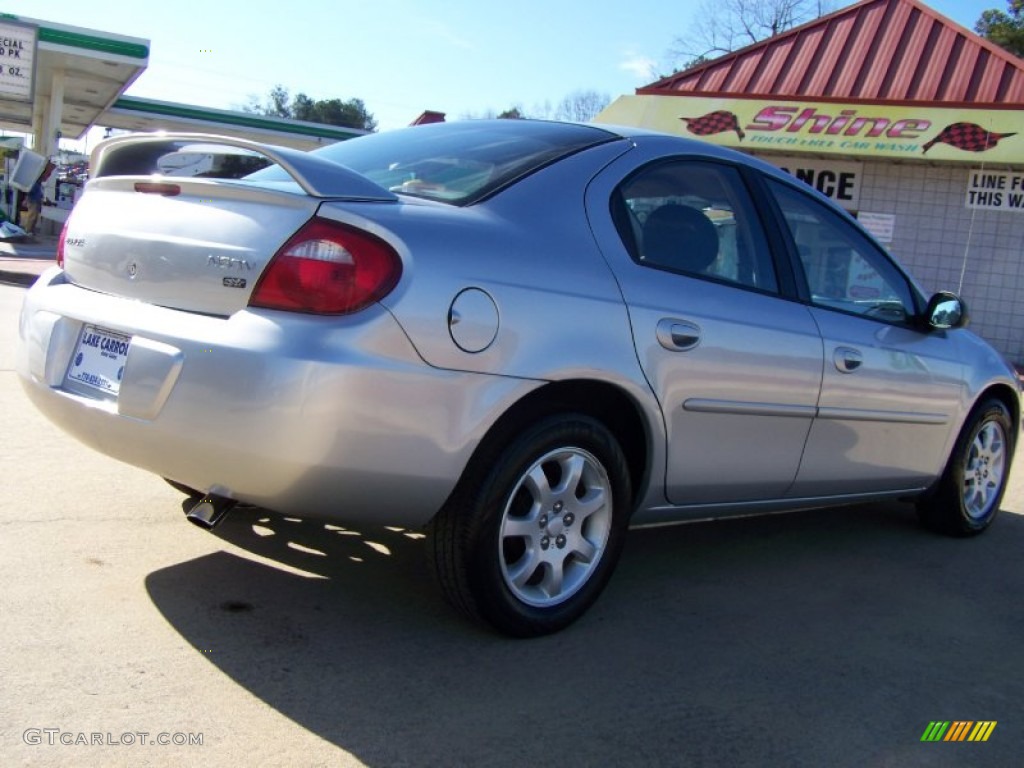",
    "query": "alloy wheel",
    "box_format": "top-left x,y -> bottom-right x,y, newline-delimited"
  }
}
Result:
498,447 -> 613,608
962,420 -> 1007,520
